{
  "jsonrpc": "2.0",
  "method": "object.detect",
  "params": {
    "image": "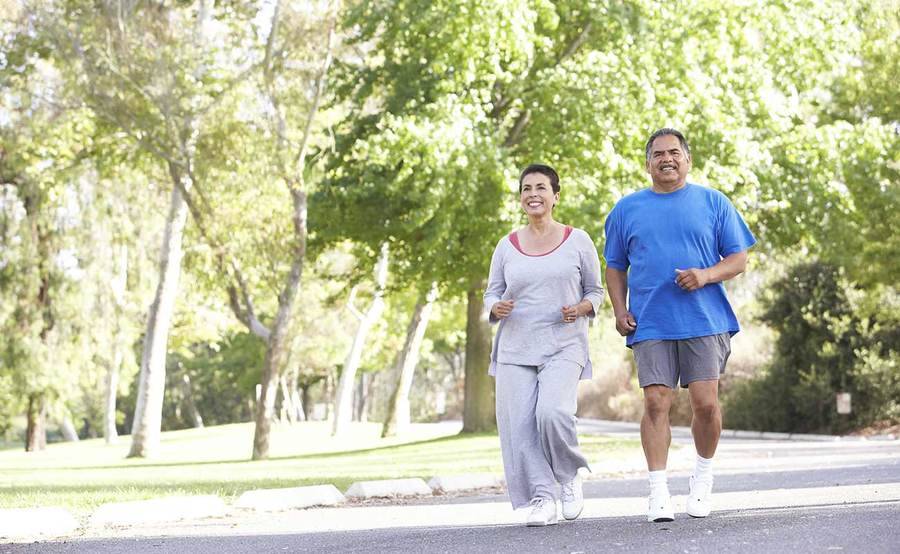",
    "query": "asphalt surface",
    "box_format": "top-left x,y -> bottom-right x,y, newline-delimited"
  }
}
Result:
5,501 -> 898,553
